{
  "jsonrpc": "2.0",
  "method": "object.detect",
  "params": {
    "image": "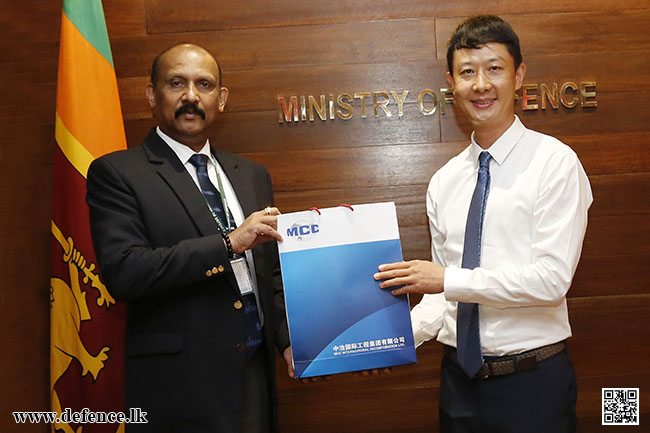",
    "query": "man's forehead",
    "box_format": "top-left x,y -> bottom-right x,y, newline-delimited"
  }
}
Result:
453,43 -> 511,63
159,47 -> 219,77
